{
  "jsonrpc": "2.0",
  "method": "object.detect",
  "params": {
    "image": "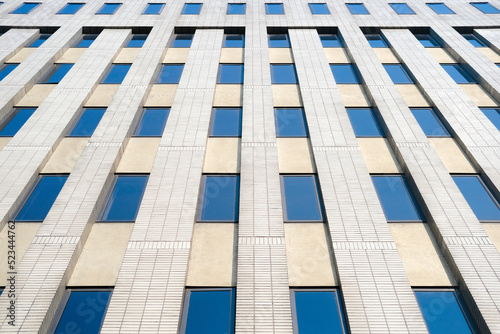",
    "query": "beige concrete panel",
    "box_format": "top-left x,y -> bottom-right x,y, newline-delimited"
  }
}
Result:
213,84 -> 243,107
6,48 -> 35,63
459,84 -> 498,107
16,84 -> 56,107
374,48 -> 399,63
396,84 -> 430,107
162,48 -> 190,63
114,48 -> 140,63
144,84 -> 178,107
272,84 -> 302,107
85,84 -> 120,107
220,48 -> 244,63
276,138 -> 316,173
478,47 -> 500,63
324,48 -> 349,63
0,137 -> 11,151
284,224 -> 337,286
390,223 -> 456,286
0,223 -> 41,285
337,84 -> 370,107
116,138 -> 161,173
269,48 -> 293,63
186,223 -> 236,287
58,48 -> 86,63
429,138 -> 476,173
68,223 -> 133,286
203,138 -> 240,173
482,224 -> 500,253
42,138 -> 89,173
426,48 -> 456,63
357,138 -> 402,173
